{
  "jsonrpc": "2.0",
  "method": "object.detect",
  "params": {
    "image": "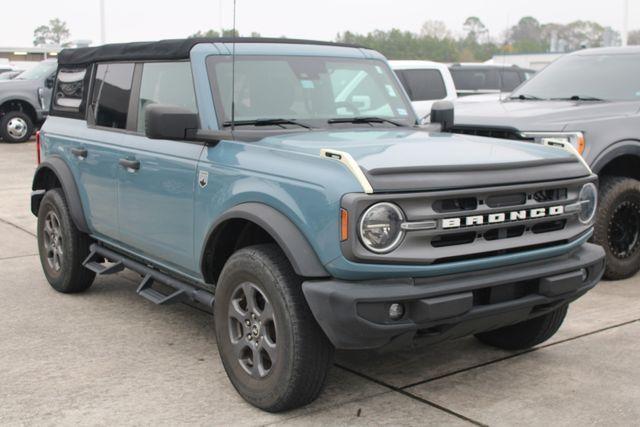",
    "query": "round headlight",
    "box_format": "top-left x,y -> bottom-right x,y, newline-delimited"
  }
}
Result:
578,183 -> 597,224
358,202 -> 405,253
